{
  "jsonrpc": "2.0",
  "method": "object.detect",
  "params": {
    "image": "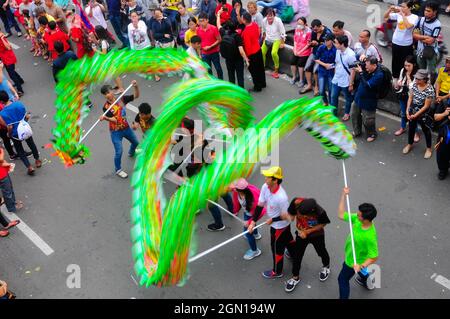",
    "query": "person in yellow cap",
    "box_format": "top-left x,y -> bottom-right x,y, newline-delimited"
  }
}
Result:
248,166 -> 296,279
